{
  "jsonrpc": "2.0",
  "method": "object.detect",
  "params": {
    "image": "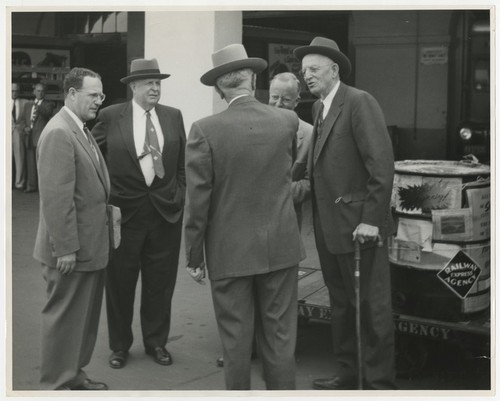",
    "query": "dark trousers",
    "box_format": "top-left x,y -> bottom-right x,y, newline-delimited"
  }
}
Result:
25,144 -> 38,191
210,266 -> 298,390
106,198 -> 182,352
40,265 -> 105,390
313,209 -> 396,389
